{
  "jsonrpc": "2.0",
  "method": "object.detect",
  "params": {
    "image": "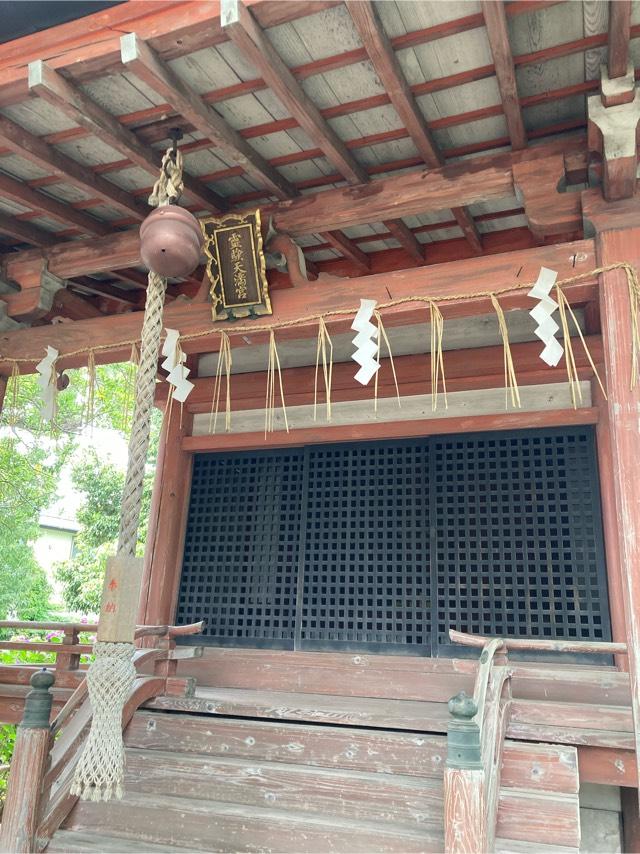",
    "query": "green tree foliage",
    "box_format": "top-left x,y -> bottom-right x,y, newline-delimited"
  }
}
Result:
0,361 -> 158,619
55,449 -> 155,615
